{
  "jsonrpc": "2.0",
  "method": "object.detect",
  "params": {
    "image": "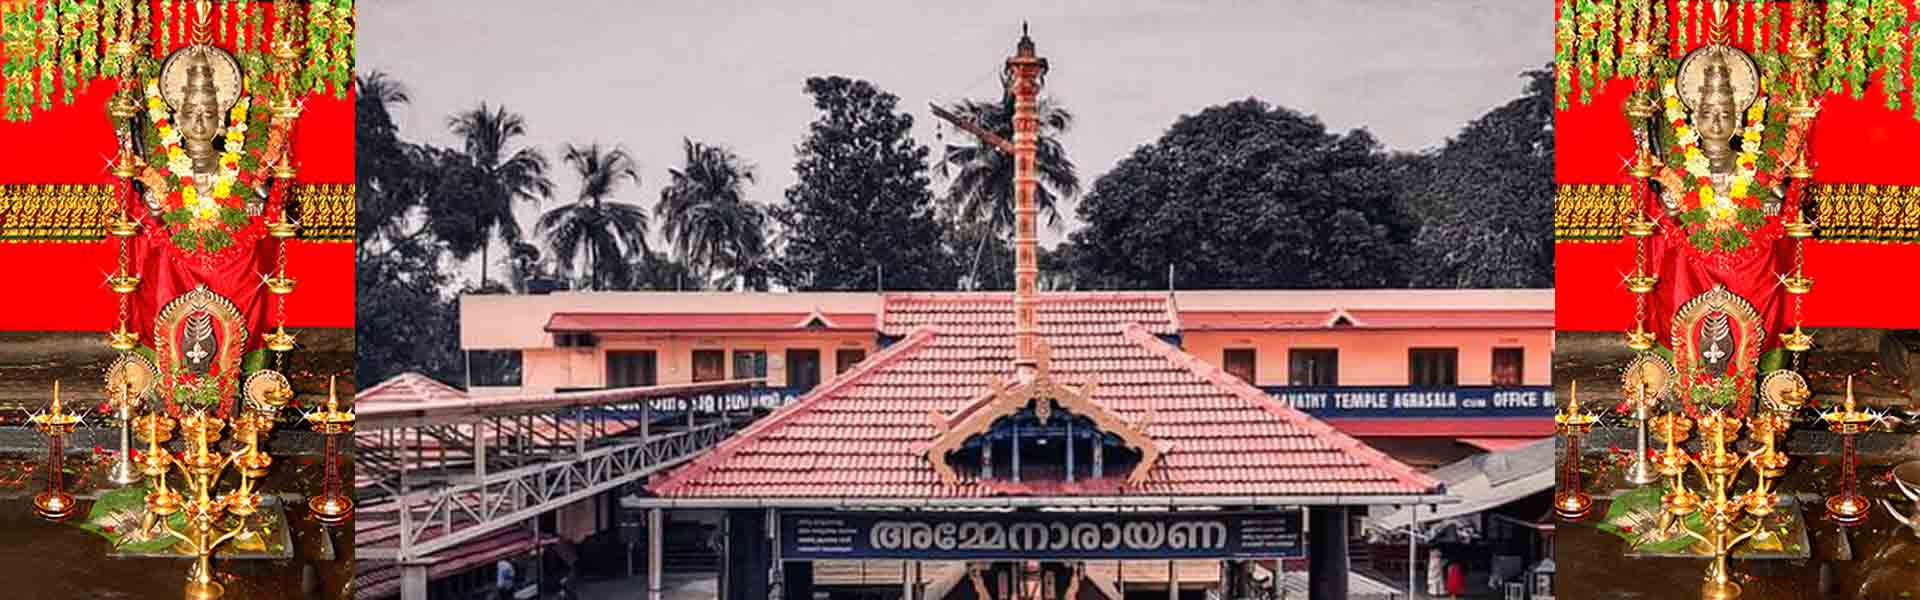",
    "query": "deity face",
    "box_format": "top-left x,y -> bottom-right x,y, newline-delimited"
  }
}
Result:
1691,57 -> 1740,171
176,61 -> 225,174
